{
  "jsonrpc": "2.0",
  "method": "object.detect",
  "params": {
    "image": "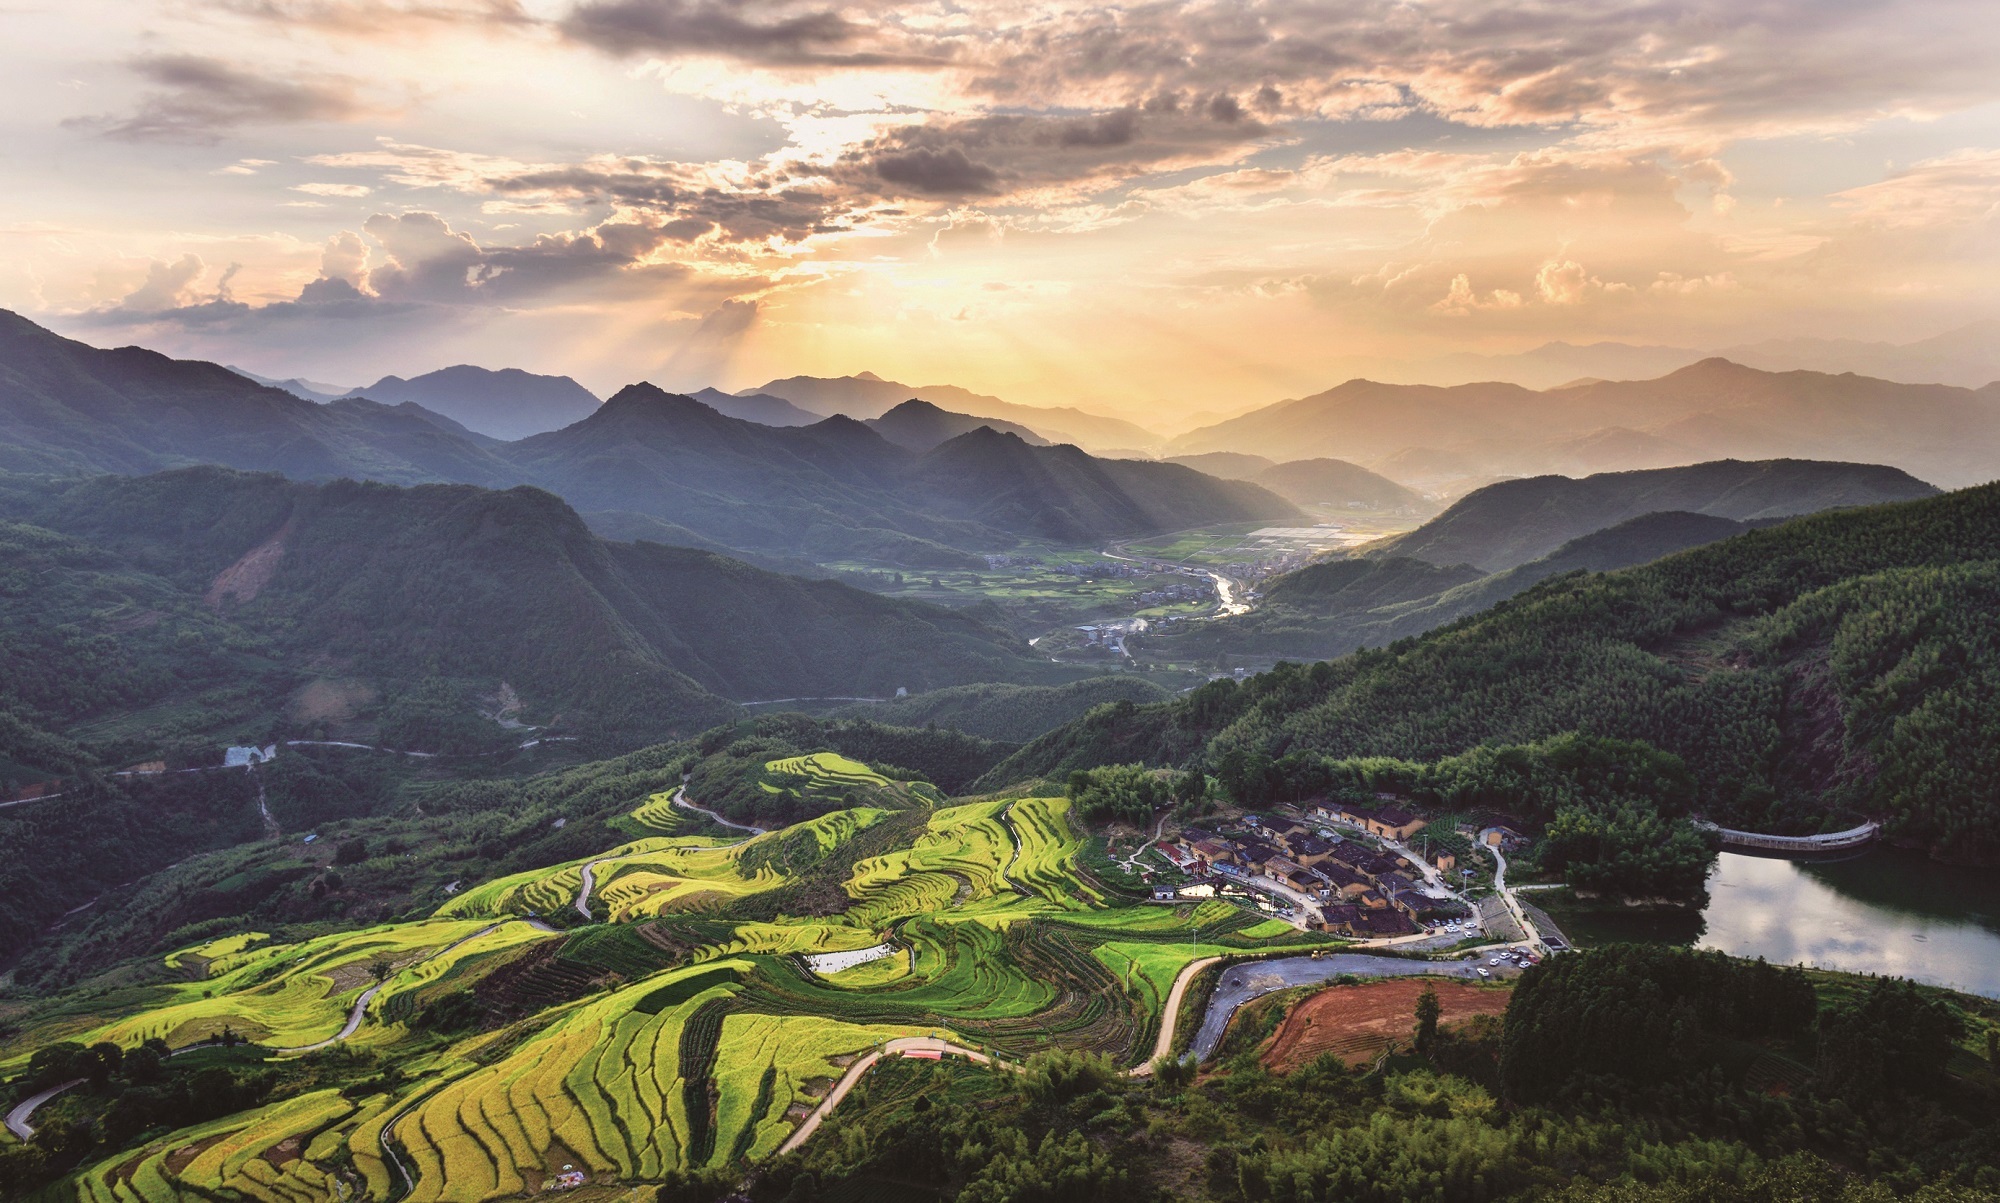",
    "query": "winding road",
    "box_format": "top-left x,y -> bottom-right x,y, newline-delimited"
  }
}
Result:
574,859 -> 605,919
672,785 -> 766,837
5,1078 -> 85,1140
